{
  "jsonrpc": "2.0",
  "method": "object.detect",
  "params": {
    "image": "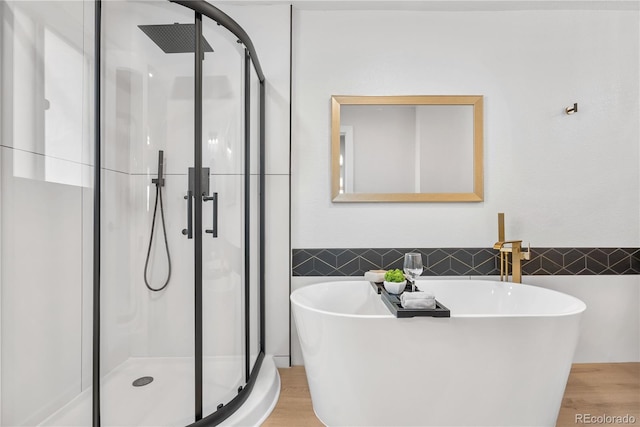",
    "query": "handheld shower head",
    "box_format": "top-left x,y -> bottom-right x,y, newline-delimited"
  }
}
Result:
152,150 -> 165,187
145,149 -> 171,292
